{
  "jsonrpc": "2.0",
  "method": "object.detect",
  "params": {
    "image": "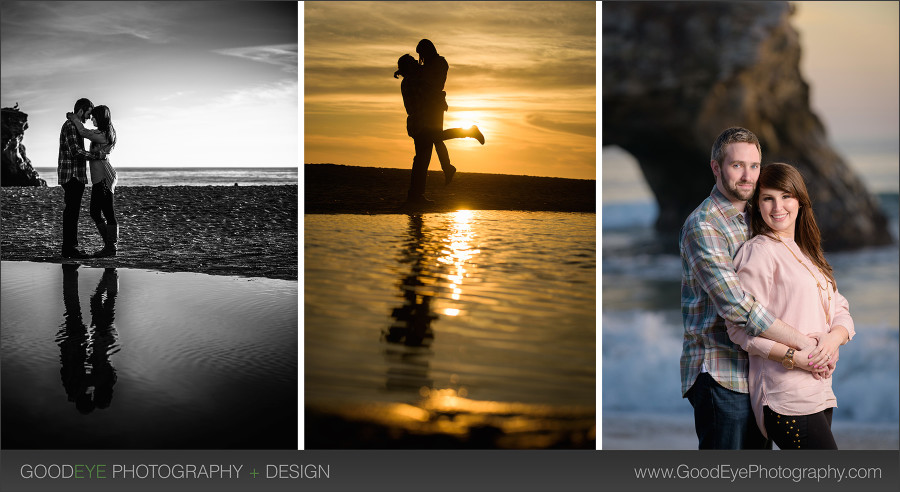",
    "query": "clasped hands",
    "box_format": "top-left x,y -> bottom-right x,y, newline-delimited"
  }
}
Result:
796,331 -> 844,380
